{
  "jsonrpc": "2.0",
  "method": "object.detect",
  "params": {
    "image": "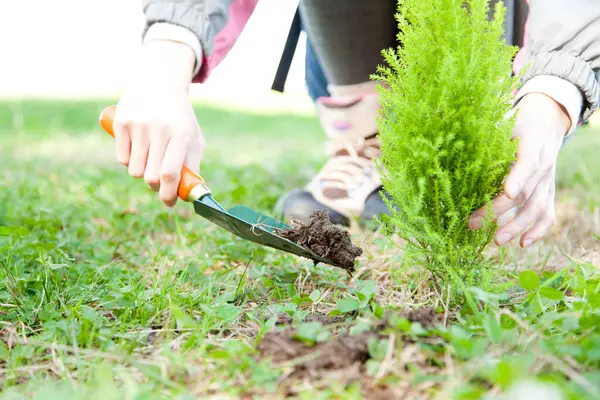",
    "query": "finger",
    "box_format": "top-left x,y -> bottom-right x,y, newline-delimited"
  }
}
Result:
494,175 -> 551,246
128,124 -> 150,178
470,152 -> 553,230
113,119 -> 132,166
521,174 -> 557,247
145,132 -> 169,192
184,136 -> 204,175
497,206 -> 519,229
470,179 -> 537,230
160,138 -> 187,207
469,193 -> 518,229
504,149 -> 541,200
